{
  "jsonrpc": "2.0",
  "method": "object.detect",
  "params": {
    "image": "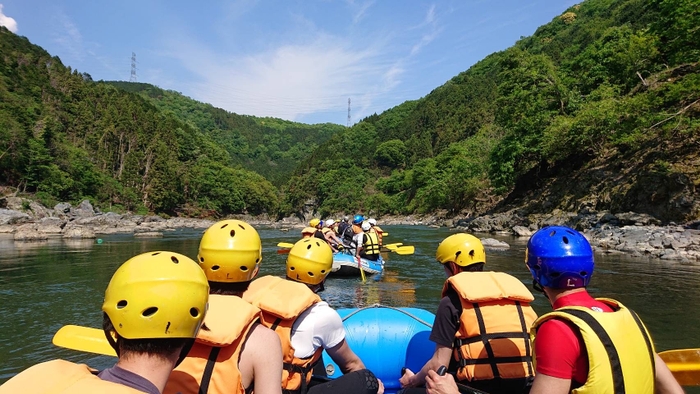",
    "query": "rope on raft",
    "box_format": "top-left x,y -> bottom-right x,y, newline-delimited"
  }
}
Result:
341,303 -> 433,328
